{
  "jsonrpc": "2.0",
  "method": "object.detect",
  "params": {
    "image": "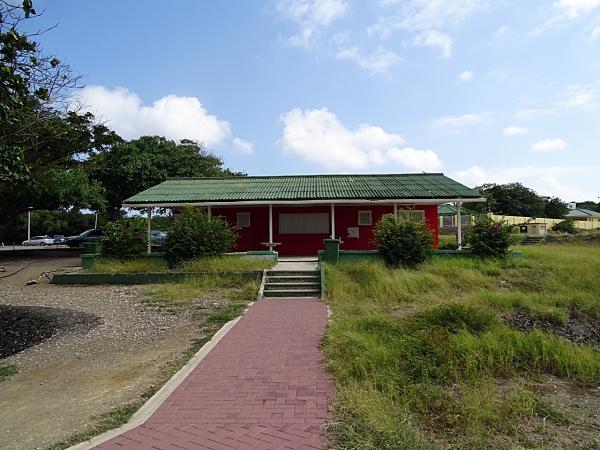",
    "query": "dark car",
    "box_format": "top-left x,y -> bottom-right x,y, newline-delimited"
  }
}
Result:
66,228 -> 105,247
52,235 -> 67,245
